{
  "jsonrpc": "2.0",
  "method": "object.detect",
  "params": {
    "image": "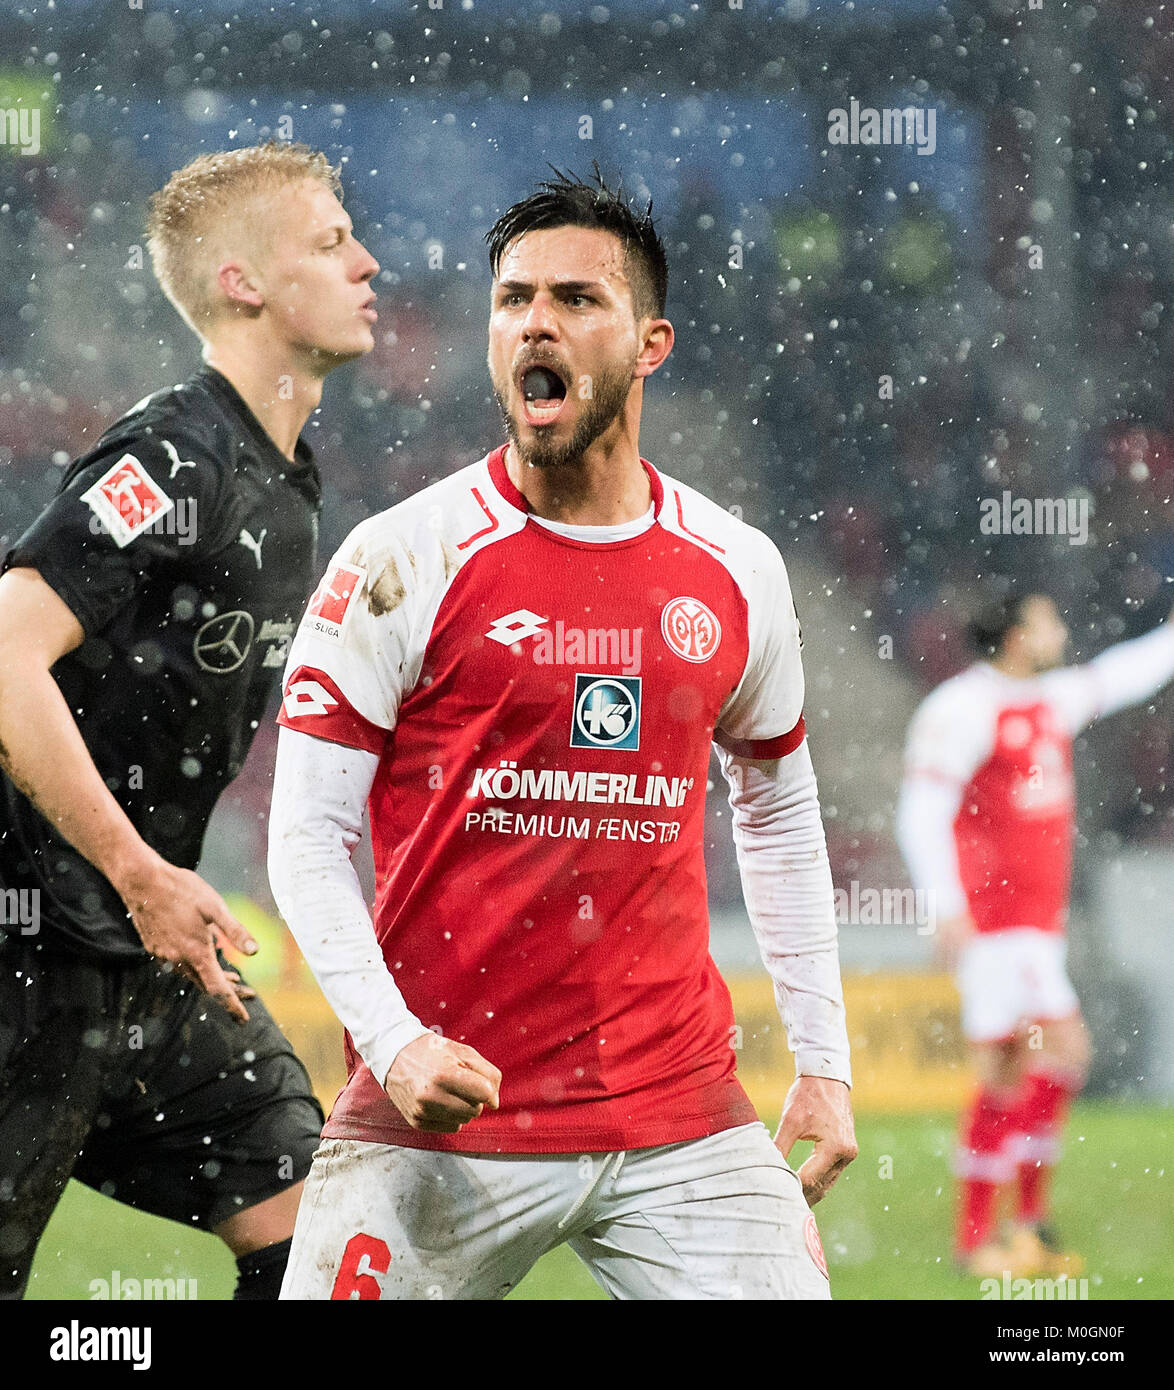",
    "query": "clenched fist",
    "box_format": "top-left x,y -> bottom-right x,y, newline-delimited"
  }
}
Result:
384,1032 -> 502,1134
